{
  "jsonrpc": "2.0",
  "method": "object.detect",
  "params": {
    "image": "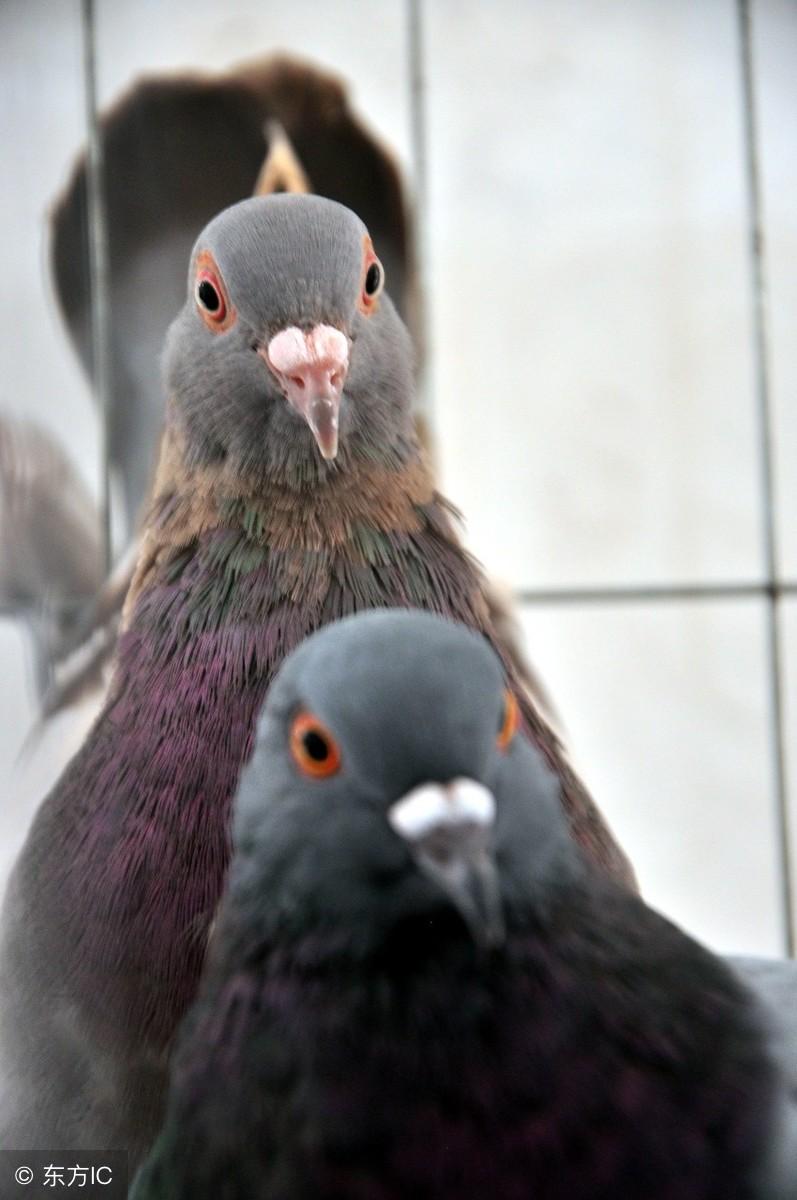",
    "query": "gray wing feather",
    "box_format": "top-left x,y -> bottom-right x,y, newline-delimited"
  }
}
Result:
0,415 -> 102,695
729,956 -> 797,1095
727,955 -> 797,1197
